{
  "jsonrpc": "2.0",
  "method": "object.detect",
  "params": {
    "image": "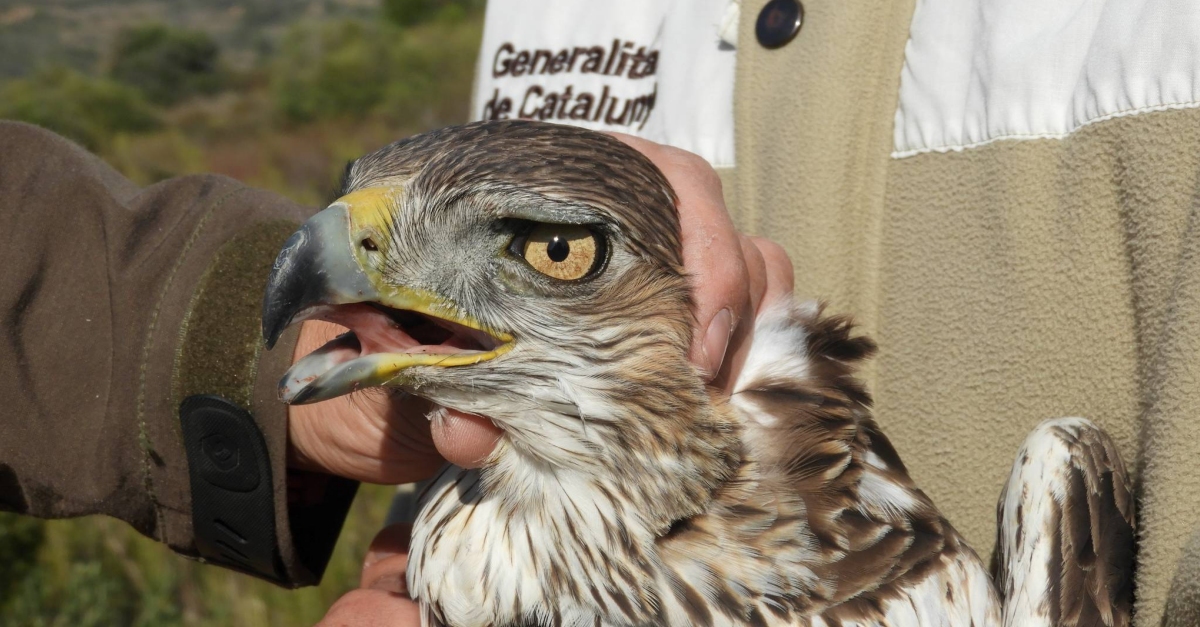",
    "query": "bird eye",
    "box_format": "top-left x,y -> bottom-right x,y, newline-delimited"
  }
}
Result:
519,224 -> 603,281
